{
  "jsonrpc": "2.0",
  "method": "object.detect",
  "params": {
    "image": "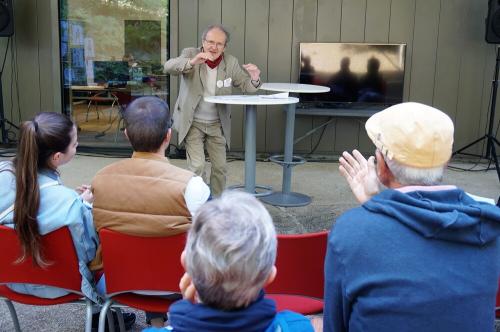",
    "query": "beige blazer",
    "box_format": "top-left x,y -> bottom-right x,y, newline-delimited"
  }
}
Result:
164,47 -> 260,148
